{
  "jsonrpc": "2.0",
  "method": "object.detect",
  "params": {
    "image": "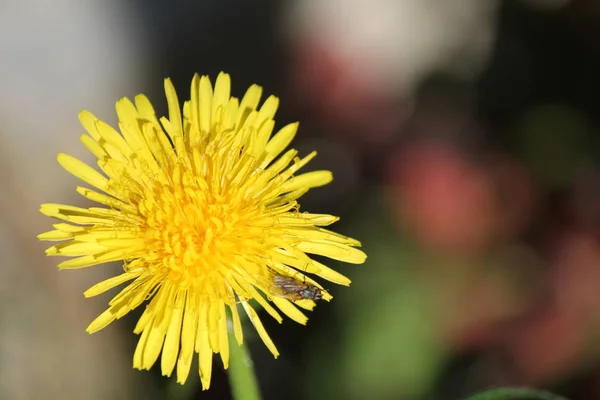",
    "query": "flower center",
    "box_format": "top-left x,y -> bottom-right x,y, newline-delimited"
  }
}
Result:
139,160 -> 264,289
